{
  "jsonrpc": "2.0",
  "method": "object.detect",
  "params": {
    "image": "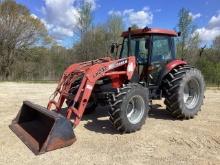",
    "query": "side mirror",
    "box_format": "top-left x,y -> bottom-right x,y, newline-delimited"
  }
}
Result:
110,43 -> 116,54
